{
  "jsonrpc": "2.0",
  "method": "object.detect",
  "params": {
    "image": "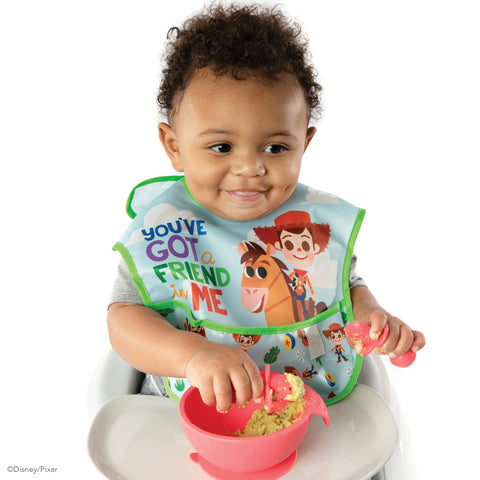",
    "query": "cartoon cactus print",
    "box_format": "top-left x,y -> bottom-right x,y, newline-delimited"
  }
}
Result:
264,346 -> 280,364
157,308 -> 175,318
175,378 -> 186,392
